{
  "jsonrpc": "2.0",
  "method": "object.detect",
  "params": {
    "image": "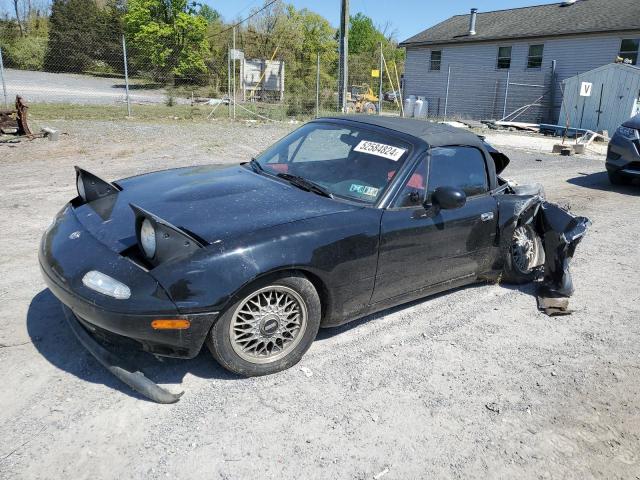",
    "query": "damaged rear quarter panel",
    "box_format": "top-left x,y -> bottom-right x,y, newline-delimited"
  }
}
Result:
494,192 -> 590,302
